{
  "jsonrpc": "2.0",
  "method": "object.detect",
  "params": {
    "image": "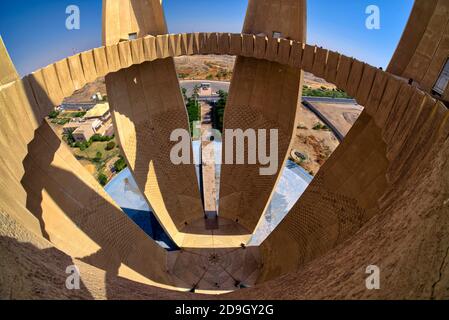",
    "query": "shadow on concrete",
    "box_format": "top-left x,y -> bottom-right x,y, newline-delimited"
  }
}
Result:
0,235 -> 94,300
0,235 -> 198,300
17,75 -> 257,298
105,62 -> 204,237
19,79 -> 179,298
